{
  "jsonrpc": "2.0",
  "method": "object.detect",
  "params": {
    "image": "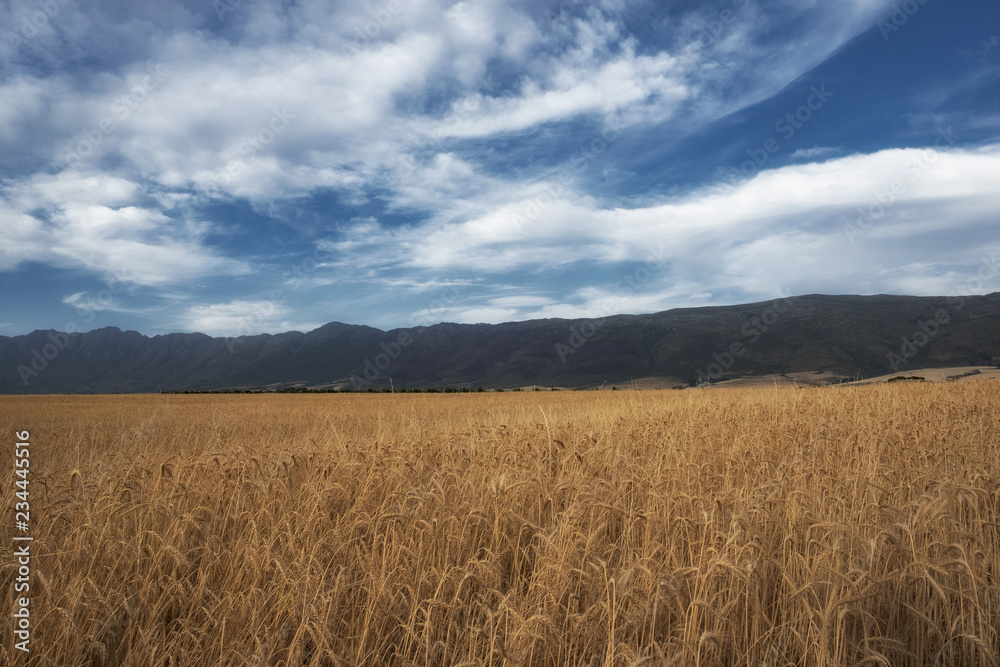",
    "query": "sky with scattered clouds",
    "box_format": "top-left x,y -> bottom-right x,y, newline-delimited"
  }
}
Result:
1,0 -> 998,336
